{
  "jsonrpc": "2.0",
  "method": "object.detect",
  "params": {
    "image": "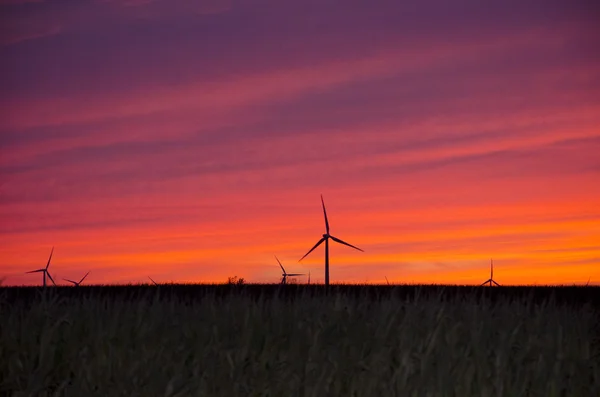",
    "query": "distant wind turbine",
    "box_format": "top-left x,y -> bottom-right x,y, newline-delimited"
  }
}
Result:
480,259 -> 500,287
299,195 -> 363,287
25,247 -> 56,287
148,276 -> 158,286
275,256 -> 304,285
64,272 -> 90,287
